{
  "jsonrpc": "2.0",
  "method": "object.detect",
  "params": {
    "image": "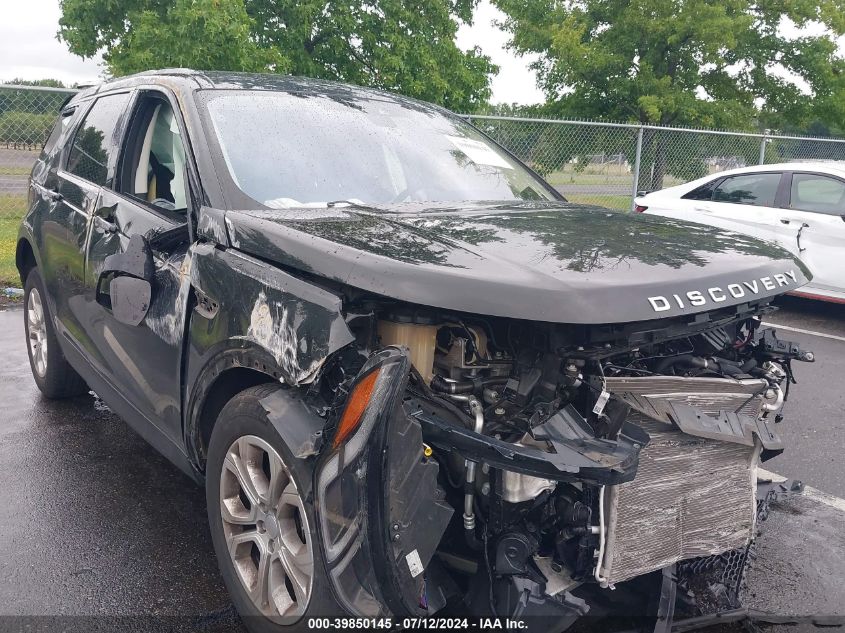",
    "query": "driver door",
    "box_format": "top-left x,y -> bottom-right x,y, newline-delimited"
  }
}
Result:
81,90 -> 195,451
